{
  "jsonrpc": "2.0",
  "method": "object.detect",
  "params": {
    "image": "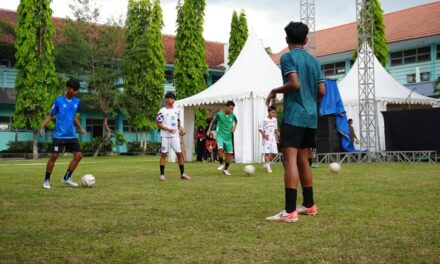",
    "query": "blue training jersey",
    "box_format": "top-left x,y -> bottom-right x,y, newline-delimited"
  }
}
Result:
50,96 -> 80,139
